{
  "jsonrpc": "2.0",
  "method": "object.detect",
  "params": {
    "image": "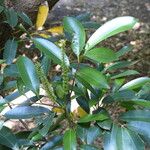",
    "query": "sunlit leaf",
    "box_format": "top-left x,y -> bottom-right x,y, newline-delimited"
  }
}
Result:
119,77 -> 150,91
85,47 -> 118,63
85,16 -> 137,51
